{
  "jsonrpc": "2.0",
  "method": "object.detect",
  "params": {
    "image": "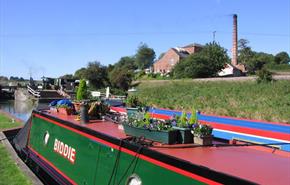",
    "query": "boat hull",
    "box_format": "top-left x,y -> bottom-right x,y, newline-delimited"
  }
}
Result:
25,111 -> 254,185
